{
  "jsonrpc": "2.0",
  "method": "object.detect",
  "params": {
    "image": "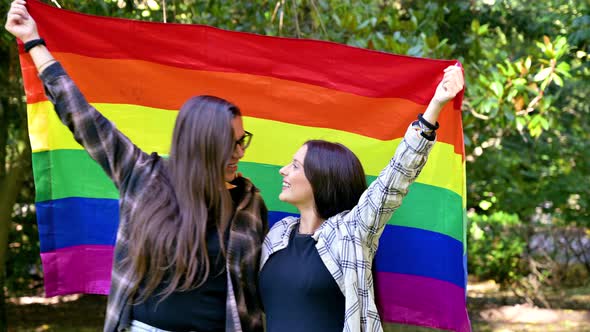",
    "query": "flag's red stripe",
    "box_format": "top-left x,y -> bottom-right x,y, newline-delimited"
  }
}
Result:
26,0 -> 462,109
21,54 -> 464,156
